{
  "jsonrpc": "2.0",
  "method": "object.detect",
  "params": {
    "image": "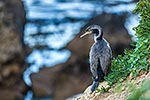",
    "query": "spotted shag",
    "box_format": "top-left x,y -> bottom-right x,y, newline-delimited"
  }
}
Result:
80,25 -> 112,92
